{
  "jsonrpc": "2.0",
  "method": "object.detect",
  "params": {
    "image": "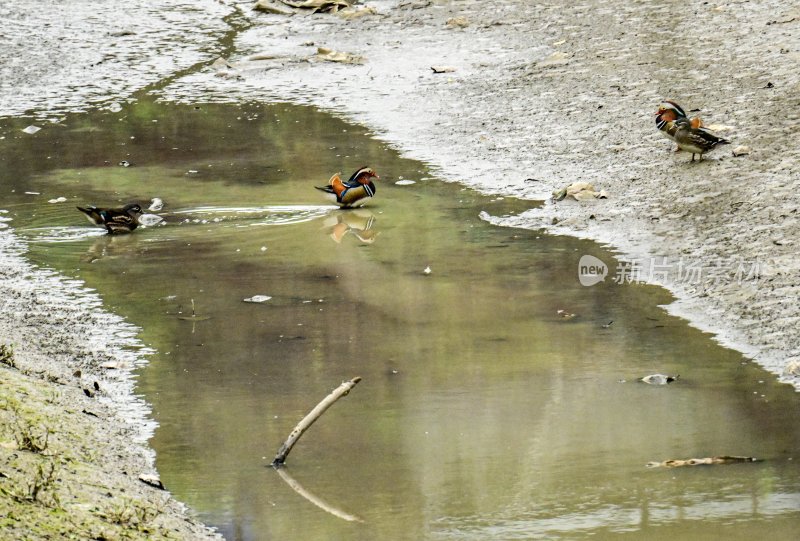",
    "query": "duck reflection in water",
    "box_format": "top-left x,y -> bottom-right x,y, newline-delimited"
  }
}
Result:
81,233 -> 143,263
321,209 -> 379,244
